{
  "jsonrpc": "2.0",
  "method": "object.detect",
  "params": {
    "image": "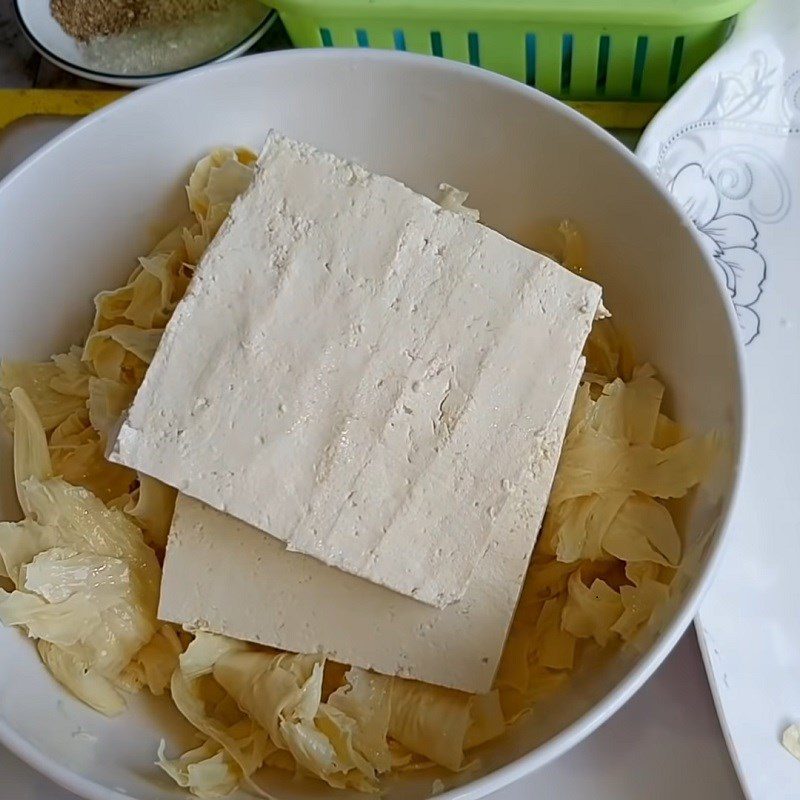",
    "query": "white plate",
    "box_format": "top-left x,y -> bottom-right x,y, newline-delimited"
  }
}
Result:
0,50 -> 744,800
637,2 -> 800,797
14,0 -> 277,87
